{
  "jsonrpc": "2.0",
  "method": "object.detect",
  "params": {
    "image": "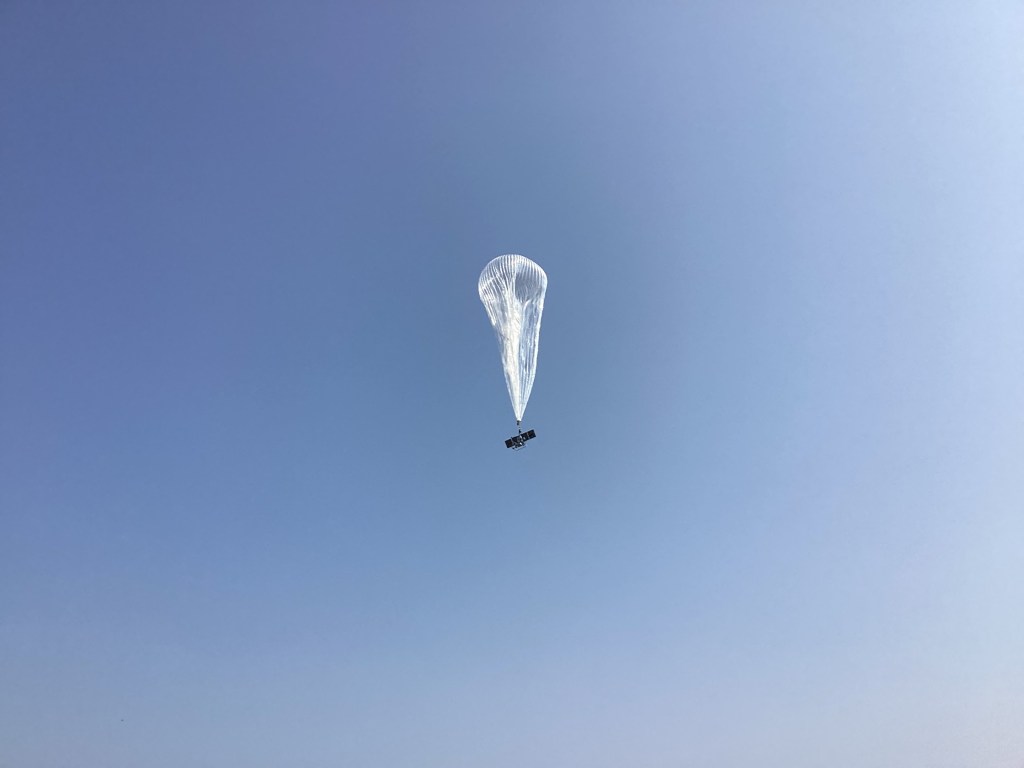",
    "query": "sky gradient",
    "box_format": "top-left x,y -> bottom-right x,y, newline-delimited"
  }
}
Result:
2,2 -> 1023,767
